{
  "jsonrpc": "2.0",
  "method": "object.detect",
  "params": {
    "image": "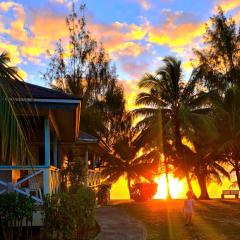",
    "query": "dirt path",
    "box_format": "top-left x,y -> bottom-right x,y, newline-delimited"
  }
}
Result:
96,206 -> 147,240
